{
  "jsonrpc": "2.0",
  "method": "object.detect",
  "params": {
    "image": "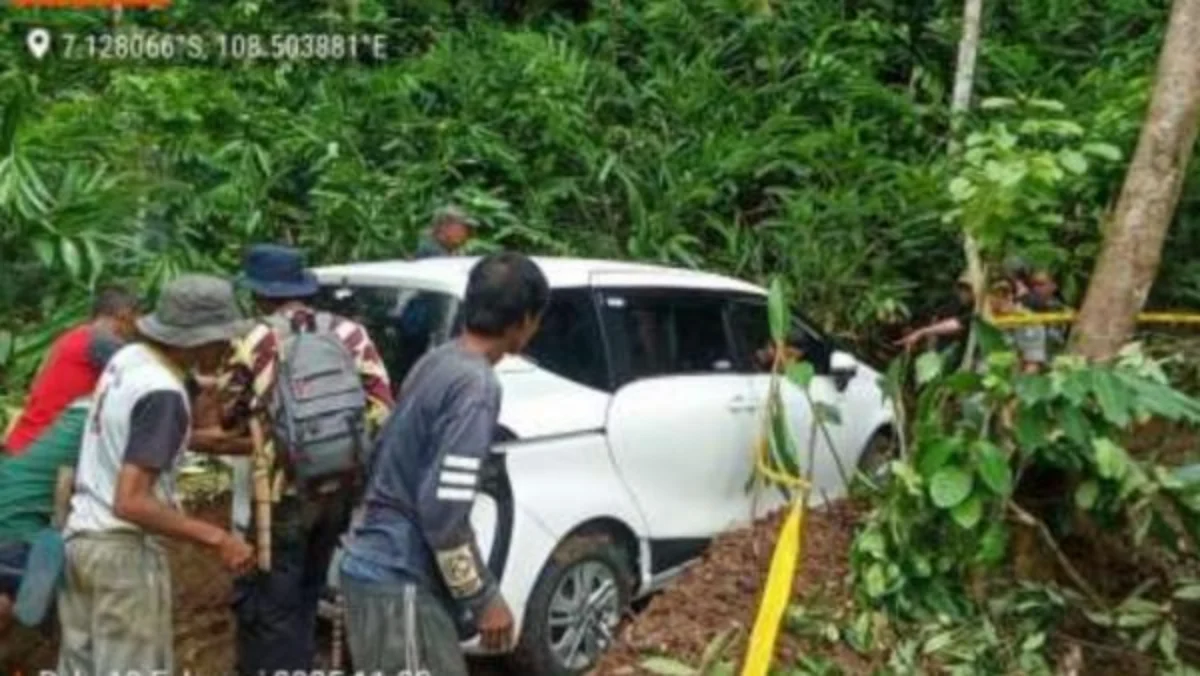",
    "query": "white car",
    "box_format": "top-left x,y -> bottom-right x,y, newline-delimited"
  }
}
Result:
312,256 -> 894,675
